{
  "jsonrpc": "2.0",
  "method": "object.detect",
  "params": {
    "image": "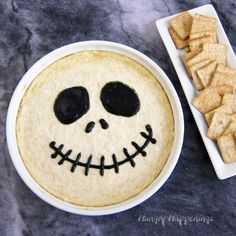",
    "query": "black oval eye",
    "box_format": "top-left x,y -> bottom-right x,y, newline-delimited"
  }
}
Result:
54,87 -> 89,124
100,82 -> 140,117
